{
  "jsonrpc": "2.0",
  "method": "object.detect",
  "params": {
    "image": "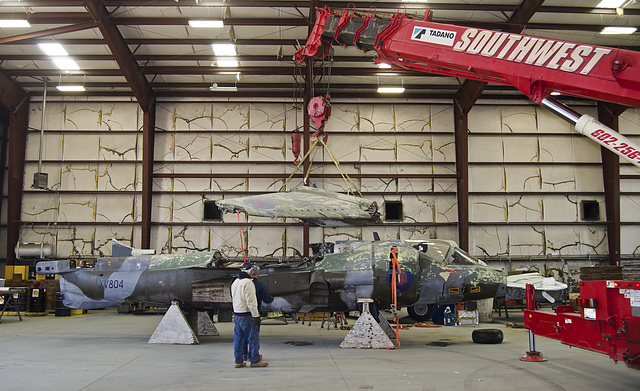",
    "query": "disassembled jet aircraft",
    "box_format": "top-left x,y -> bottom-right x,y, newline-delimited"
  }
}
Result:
215,186 -> 381,227
36,238 -> 506,322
